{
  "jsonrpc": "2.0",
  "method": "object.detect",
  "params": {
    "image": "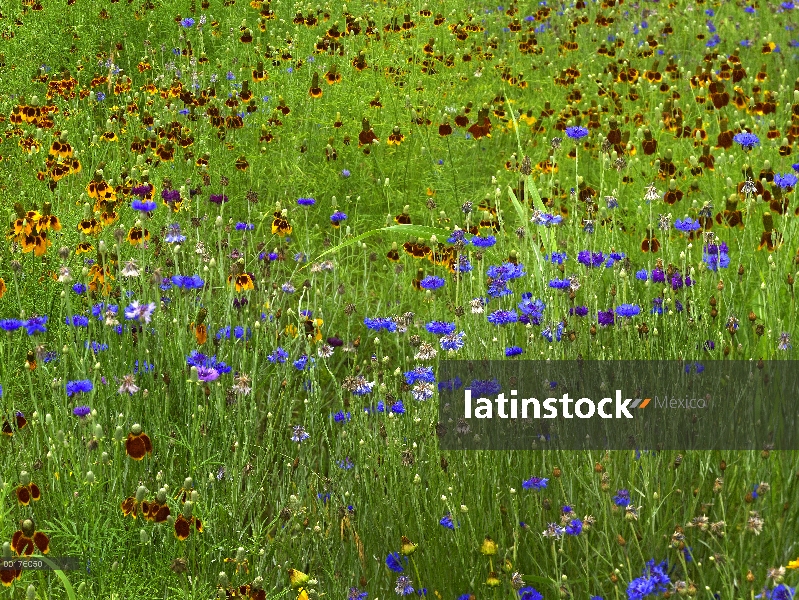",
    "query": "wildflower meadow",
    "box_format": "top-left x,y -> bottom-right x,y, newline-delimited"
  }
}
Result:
1,0 -> 799,598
